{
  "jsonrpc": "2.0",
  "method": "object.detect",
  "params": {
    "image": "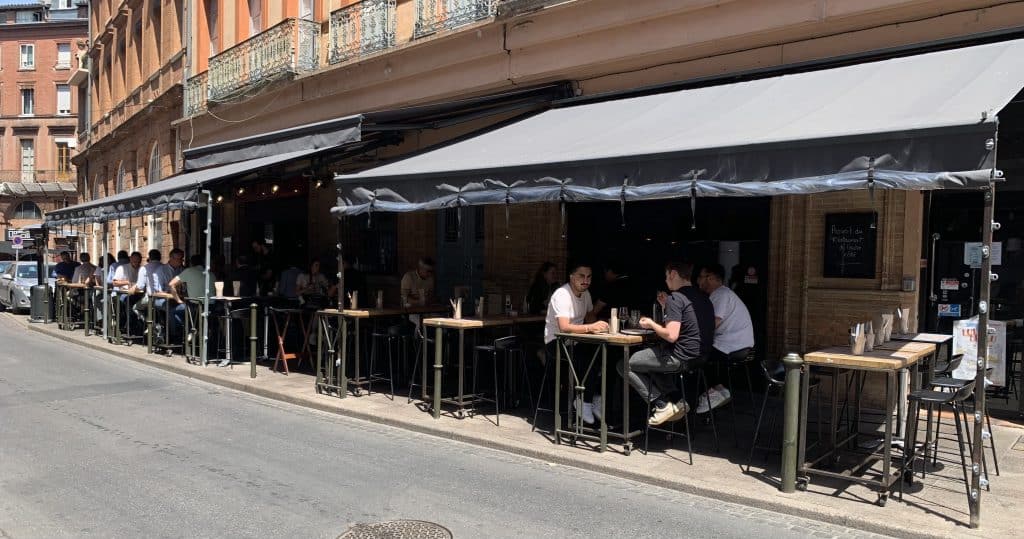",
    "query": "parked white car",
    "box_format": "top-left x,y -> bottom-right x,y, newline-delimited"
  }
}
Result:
0,262 -> 55,314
